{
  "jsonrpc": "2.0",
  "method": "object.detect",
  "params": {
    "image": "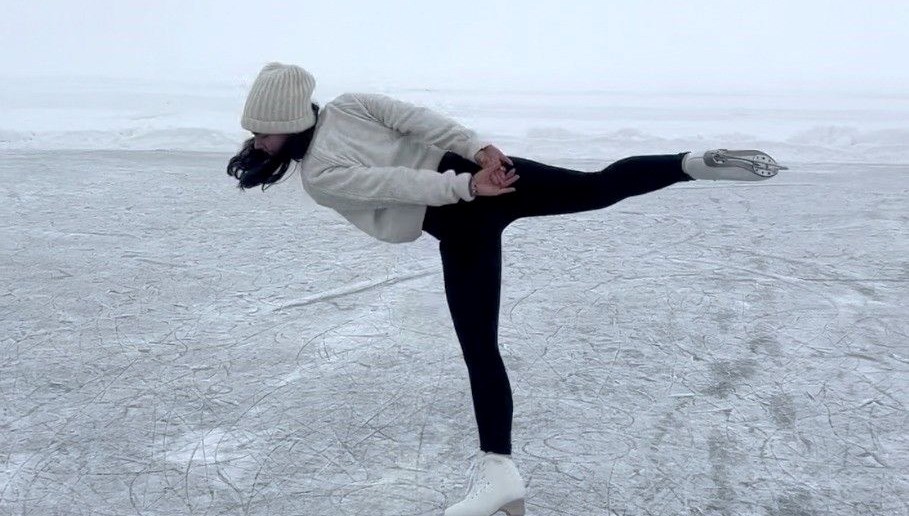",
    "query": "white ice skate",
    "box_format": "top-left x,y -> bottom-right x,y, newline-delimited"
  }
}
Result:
444,451 -> 526,516
683,149 -> 788,181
